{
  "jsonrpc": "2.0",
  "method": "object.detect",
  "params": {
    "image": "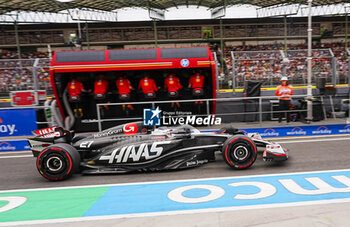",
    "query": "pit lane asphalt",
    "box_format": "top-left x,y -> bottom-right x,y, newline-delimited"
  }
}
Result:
1,135 -> 350,191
